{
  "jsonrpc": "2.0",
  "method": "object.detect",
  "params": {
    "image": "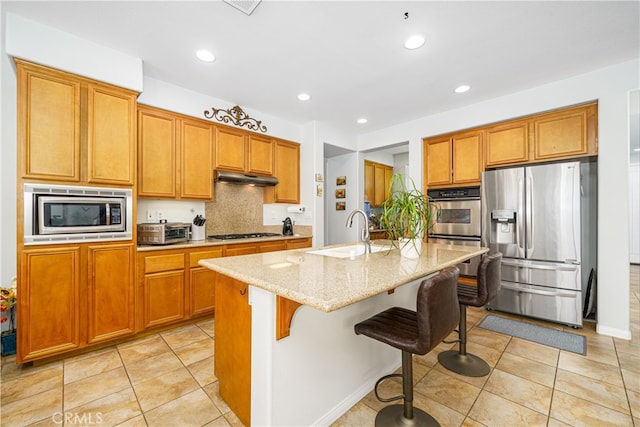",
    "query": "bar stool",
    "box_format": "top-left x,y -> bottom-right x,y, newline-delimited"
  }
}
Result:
438,252 -> 502,377
354,267 -> 460,427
